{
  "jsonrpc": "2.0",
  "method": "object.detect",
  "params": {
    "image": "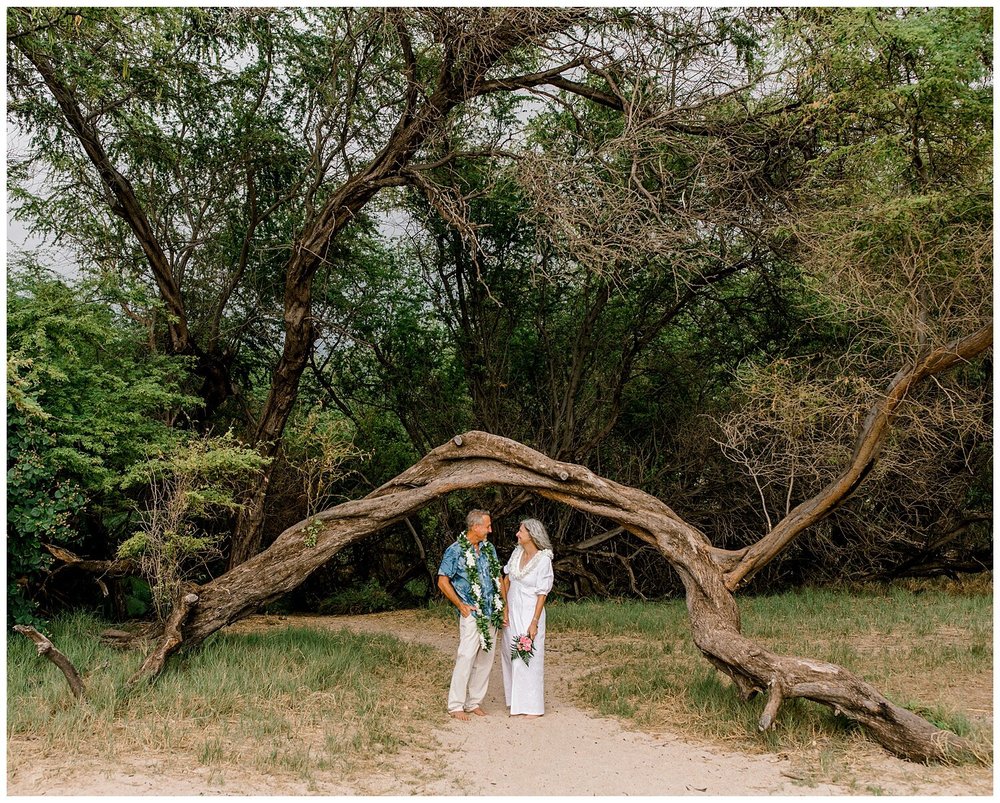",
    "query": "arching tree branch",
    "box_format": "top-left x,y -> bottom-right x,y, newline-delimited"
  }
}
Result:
136,430 -> 975,763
